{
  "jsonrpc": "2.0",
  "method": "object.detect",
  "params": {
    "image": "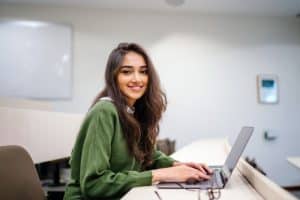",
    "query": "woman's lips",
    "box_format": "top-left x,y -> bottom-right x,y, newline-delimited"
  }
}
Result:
128,85 -> 144,91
